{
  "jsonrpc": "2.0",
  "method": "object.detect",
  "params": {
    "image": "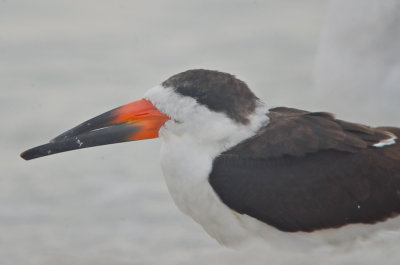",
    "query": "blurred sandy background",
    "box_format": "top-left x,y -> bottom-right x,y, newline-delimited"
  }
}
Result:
1,0 -> 399,264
